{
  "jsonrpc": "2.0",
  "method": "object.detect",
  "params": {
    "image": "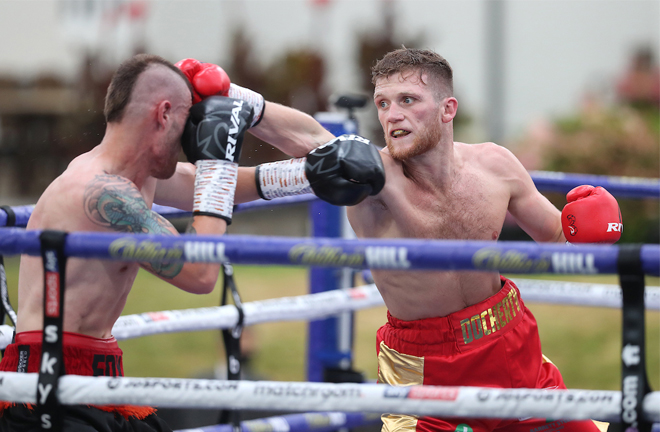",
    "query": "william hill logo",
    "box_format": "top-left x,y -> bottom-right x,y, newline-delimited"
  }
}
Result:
109,238 -> 183,262
289,244 -> 364,267
472,249 -> 550,273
